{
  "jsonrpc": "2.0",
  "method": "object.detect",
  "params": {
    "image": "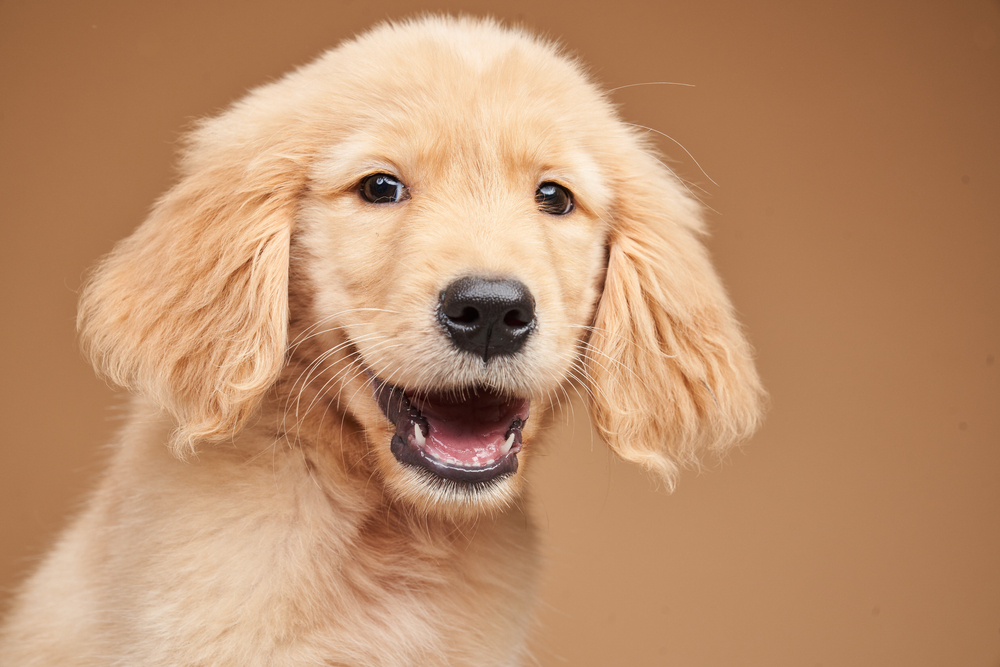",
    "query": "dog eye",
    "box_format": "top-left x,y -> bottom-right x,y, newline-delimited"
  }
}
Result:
535,182 -> 574,215
359,173 -> 408,204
